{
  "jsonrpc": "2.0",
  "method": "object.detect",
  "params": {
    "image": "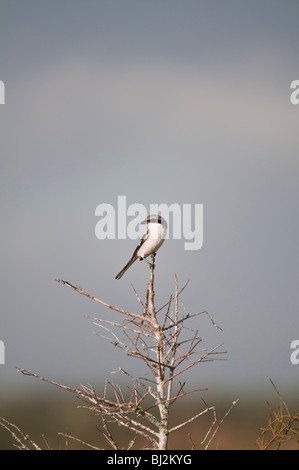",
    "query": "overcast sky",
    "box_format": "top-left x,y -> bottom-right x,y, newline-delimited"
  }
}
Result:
0,1 -> 299,403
